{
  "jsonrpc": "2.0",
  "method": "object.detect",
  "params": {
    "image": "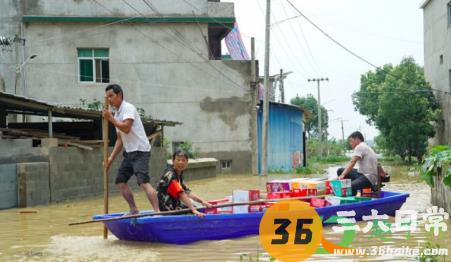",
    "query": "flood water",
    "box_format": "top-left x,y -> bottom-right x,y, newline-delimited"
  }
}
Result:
0,165 -> 449,261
